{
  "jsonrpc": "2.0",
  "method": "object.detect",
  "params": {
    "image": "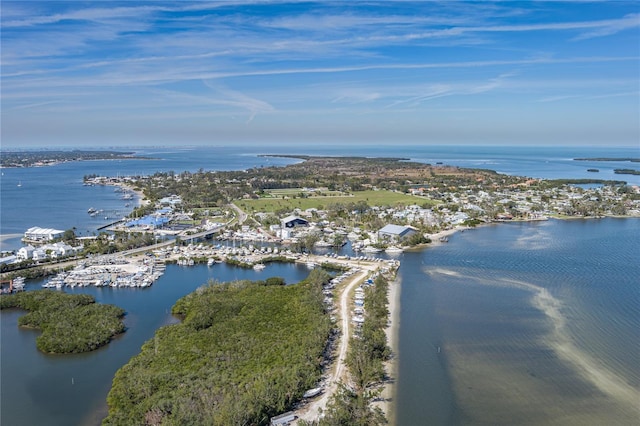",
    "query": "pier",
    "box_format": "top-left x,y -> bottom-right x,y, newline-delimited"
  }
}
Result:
97,219 -> 126,231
